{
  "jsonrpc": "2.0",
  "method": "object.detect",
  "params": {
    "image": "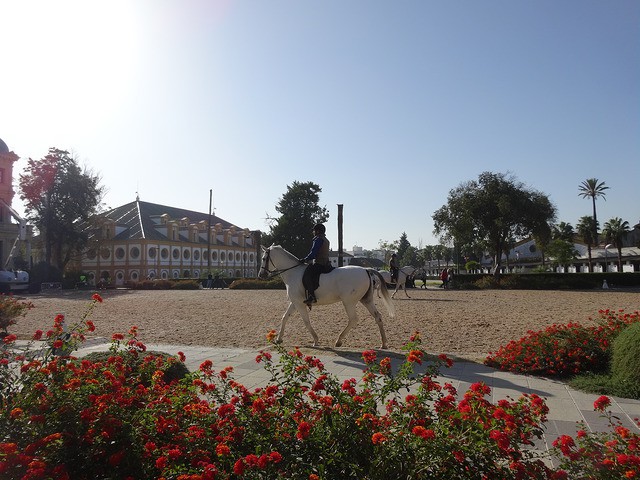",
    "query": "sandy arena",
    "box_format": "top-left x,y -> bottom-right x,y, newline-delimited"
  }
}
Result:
9,286 -> 639,361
